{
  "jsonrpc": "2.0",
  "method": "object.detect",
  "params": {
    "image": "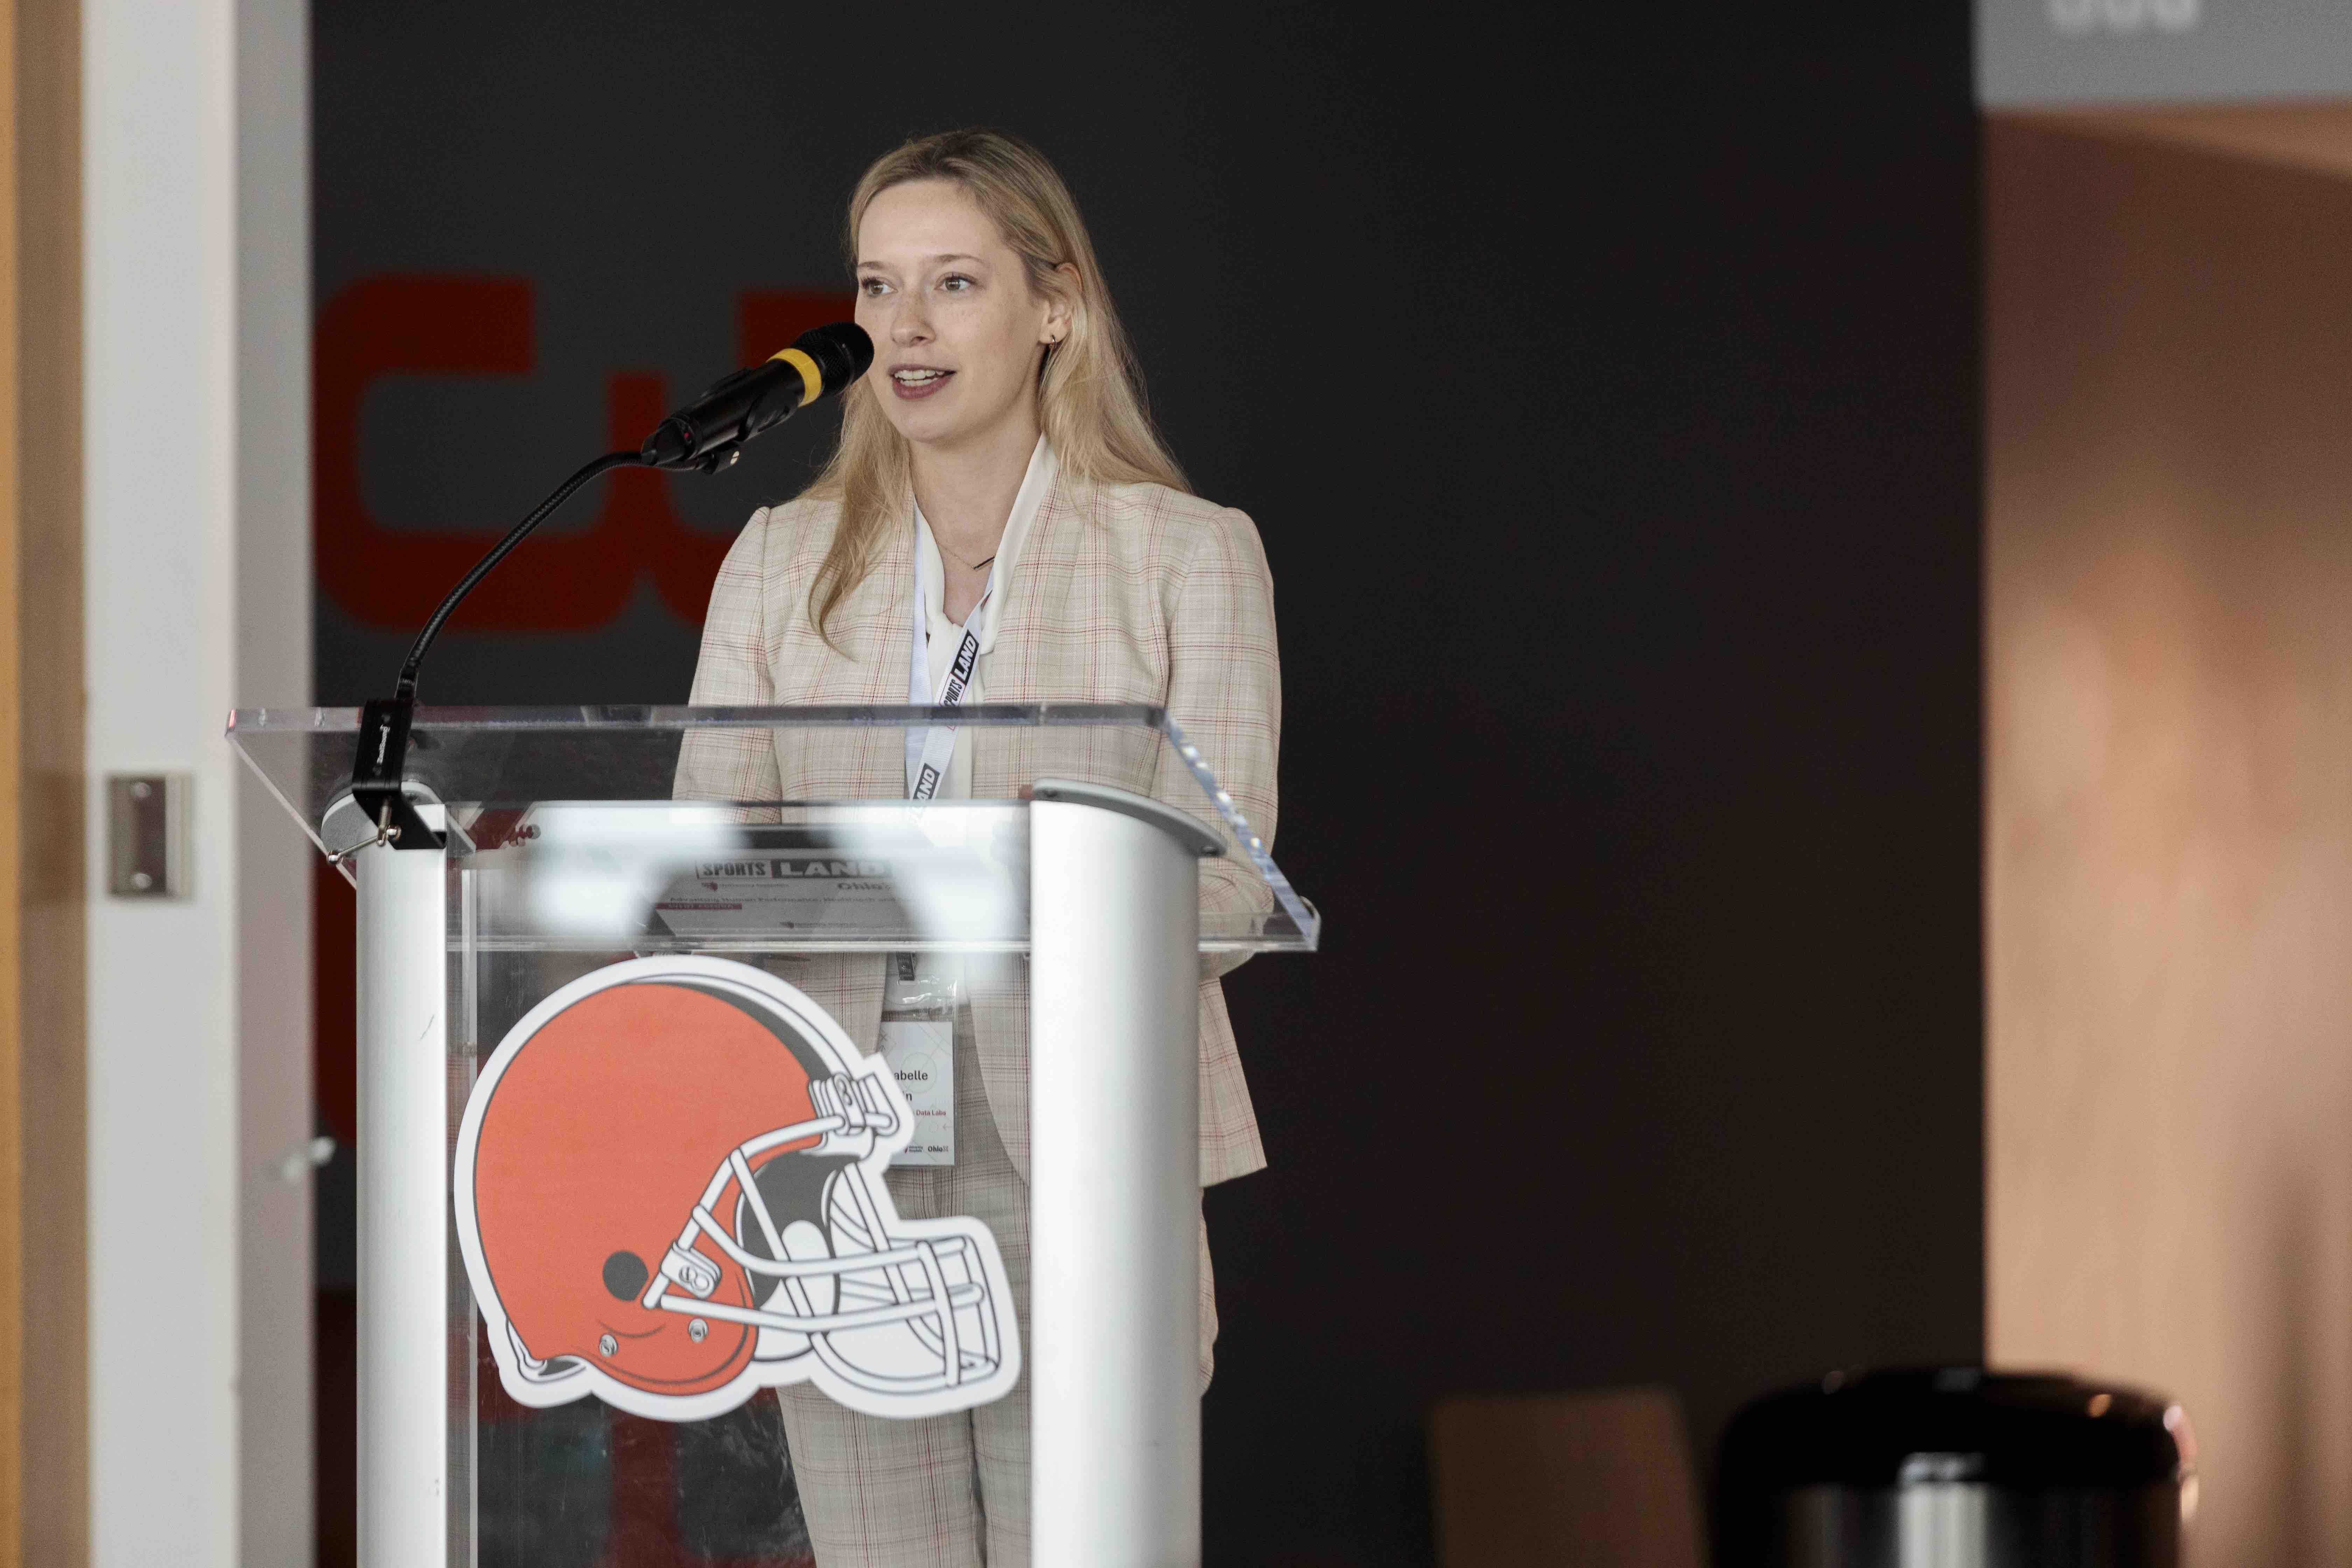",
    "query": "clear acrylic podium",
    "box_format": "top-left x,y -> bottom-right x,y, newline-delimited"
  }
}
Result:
229,703 -> 1317,1568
